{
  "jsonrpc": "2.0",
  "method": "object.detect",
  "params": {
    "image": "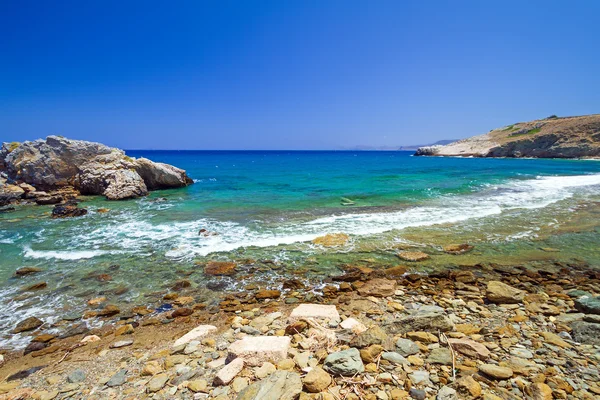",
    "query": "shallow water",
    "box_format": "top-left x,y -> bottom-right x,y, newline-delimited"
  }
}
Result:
2,151 -> 600,349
